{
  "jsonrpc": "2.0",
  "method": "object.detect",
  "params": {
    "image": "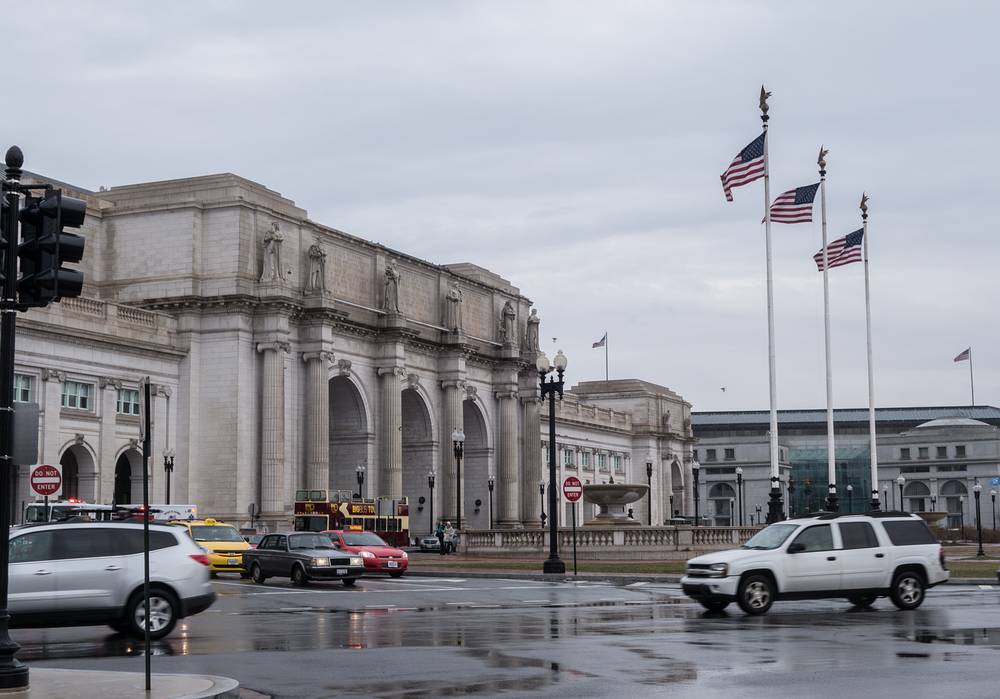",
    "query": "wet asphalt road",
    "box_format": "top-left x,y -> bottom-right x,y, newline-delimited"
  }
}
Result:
16,571 -> 1000,698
